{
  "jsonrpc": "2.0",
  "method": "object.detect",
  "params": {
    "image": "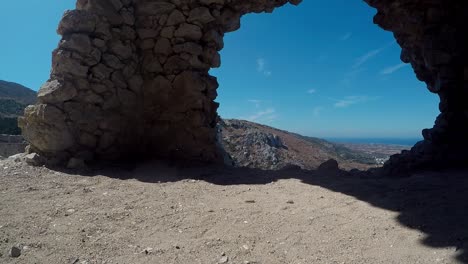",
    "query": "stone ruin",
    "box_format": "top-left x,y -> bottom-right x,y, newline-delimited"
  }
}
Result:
18,0 -> 467,174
